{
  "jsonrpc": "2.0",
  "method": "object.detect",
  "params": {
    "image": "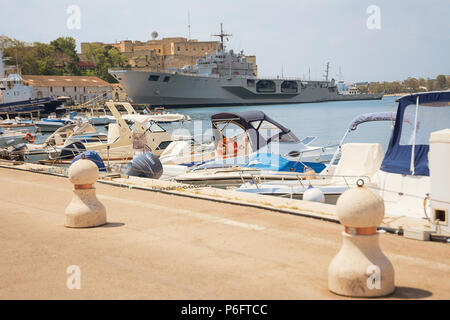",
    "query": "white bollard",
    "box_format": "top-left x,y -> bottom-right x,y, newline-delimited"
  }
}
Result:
65,158 -> 106,228
328,180 -> 395,297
